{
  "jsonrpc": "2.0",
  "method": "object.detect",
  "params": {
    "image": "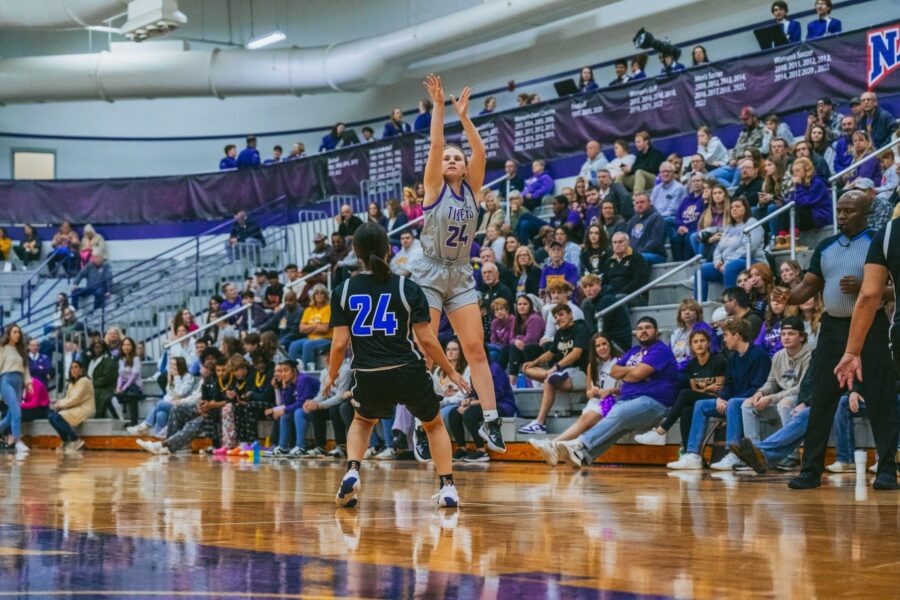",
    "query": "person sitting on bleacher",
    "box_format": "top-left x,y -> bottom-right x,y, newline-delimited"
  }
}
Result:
233,291 -> 268,333
71,251 -> 112,312
136,349 -> 226,455
259,290 -> 303,349
781,157 -> 833,233
740,316 -> 811,458
518,304 -> 591,435
48,361 -> 95,454
128,356 -> 195,437
697,196 -> 765,300
555,316 -> 679,467
522,160 -> 554,212
539,242 -> 579,295
710,106 -> 765,187
669,173 -> 706,262
667,318 -> 771,471
287,284 -> 332,369
616,131 -> 664,194
626,193 -> 667,265
390,230 -> 423,277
